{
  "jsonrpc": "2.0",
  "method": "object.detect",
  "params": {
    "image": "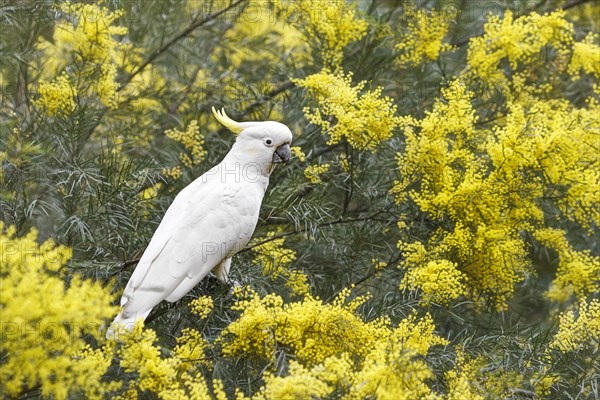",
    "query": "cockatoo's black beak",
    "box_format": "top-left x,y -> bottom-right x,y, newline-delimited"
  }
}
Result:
272,143 -> 291,163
